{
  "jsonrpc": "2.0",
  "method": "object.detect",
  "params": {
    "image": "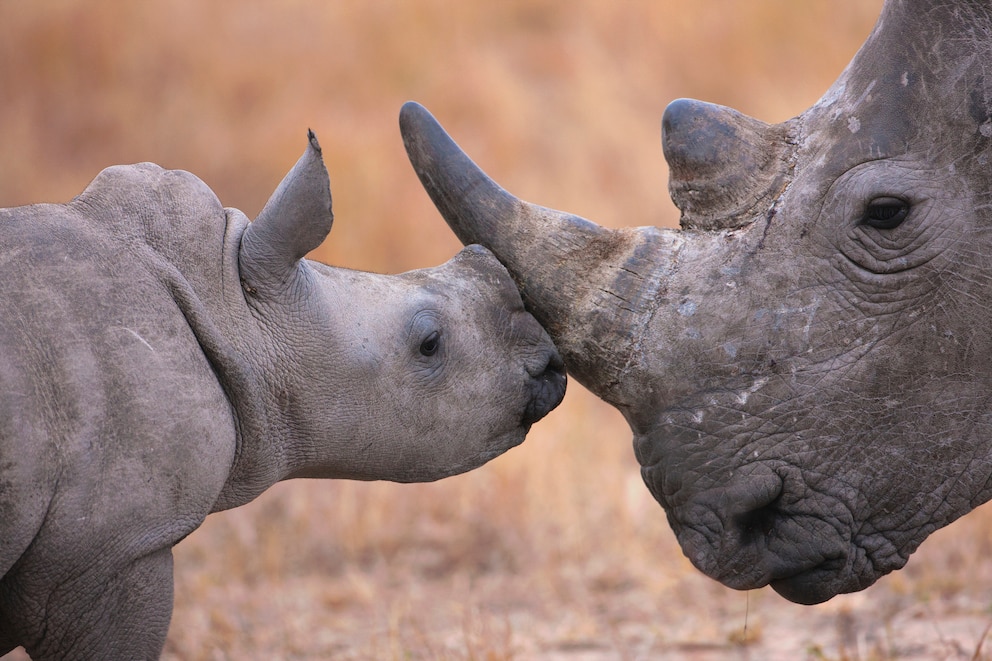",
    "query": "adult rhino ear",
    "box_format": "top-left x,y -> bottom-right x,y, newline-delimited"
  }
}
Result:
240,130 -> 333,292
